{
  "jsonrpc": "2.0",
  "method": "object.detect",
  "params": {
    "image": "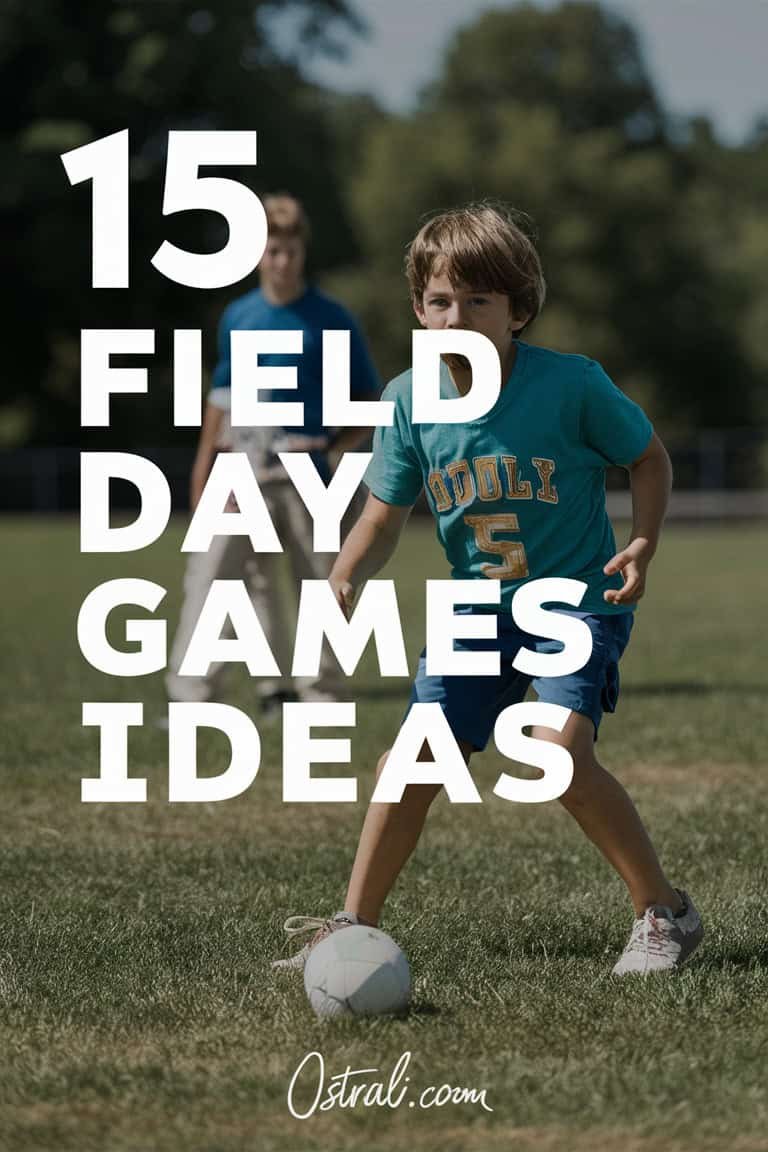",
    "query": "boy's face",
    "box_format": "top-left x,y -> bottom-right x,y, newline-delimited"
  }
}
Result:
258,234 -> 306,296
413,270 -> 528,371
